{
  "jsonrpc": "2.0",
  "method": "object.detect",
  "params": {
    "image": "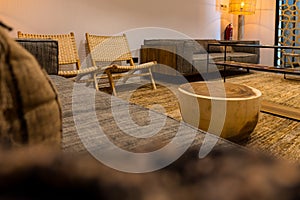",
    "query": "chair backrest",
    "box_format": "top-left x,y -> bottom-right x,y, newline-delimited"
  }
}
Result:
17,31 -> 81,70
85,33 -> 135,66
